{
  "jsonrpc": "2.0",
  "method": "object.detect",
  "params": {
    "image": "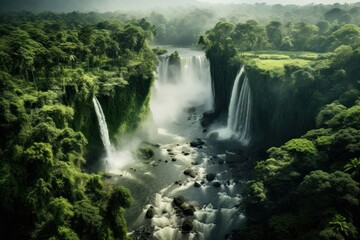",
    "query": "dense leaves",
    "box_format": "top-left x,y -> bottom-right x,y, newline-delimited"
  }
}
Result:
0,12 -> 156,239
